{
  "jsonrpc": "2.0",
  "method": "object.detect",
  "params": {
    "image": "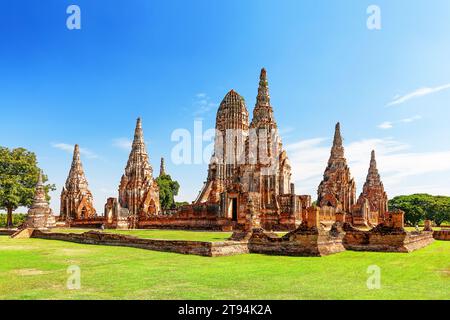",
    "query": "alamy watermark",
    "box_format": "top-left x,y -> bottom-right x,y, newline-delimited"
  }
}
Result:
67,265 -> 81,290
366,265 -> 381,290
170,120 -> 282,176
367,5 -> 381,30
66,5 -> 81,30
